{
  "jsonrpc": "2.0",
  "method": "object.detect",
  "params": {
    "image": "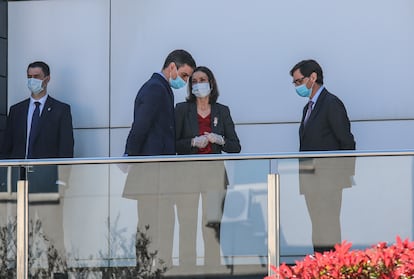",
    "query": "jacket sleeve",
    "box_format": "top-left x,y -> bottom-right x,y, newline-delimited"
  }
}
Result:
125,83 -> 164,155
1,107 -> 16,159
221,105 -> 241,153
327,97 -> 355,150
58,104 -> 74,158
